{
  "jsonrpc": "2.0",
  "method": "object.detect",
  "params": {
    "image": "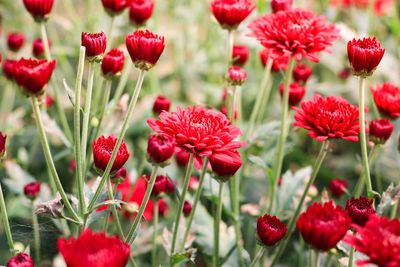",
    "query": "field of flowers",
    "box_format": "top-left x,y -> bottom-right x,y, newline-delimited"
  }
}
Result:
0,0 -> 399,266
